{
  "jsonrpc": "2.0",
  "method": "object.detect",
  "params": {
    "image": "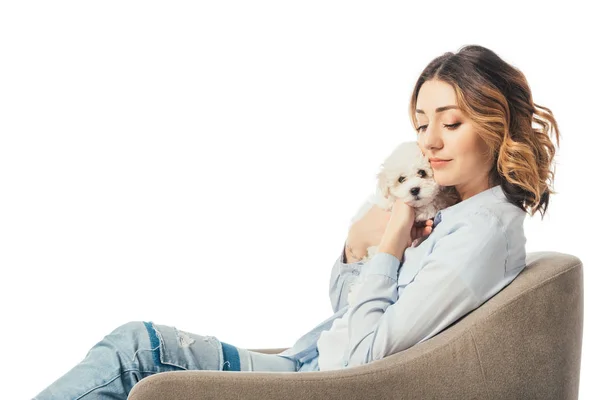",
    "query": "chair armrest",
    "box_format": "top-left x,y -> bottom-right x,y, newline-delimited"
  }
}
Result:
128,252 -> 584,400
127,330 -> 487,400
